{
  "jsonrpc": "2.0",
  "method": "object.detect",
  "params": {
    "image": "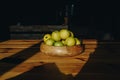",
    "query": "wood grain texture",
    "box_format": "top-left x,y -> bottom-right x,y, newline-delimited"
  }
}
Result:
0,40 -> 40,59
0,39 -> 96,79
40,42 -> 83,57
